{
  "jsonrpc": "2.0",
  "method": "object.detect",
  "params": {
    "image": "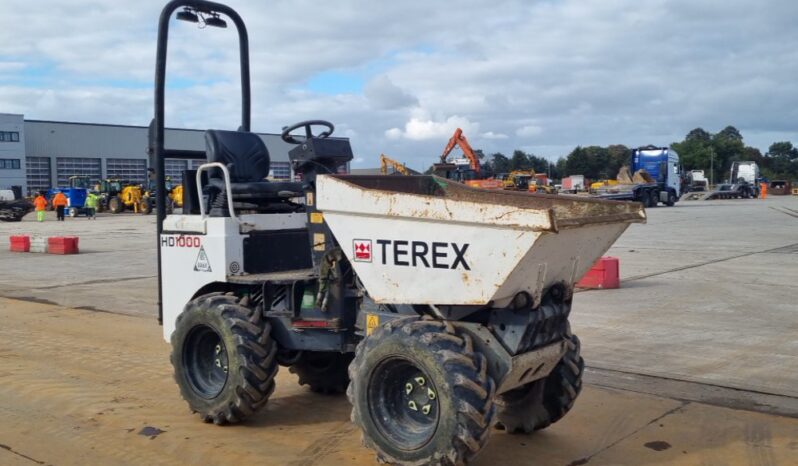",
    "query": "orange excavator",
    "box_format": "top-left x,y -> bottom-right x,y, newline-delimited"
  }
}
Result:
433,128 -> 501,189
